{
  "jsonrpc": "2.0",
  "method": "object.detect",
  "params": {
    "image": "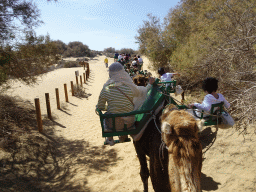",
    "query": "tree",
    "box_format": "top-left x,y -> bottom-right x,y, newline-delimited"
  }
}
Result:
0,0 -> 56,43
1,33 -> 60,85
136,0 -> 256,131
52,40 -> 67,55
63,41 -> 91,57
103,47 -> 116,53
164,0 -> 256,131
0,0 -> 41,42
118,48 -> 136,55
0,0 -> 59,85
135,14 -> 174,70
